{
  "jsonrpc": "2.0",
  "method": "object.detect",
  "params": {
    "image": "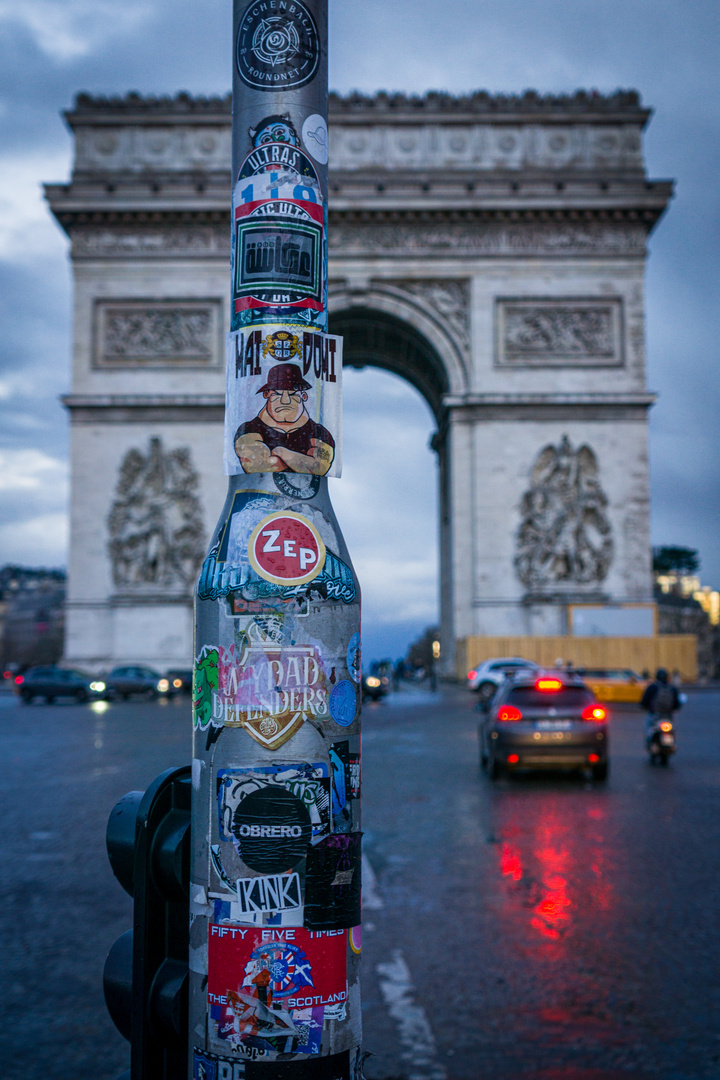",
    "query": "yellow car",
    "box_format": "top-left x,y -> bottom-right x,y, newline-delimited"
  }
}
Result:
579,668 -> 651,704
